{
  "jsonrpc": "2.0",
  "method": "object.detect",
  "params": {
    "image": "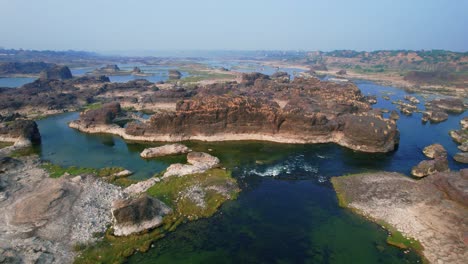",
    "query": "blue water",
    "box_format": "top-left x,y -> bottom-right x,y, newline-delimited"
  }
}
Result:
0,77 -> 37,88
35,80 -> 467,263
